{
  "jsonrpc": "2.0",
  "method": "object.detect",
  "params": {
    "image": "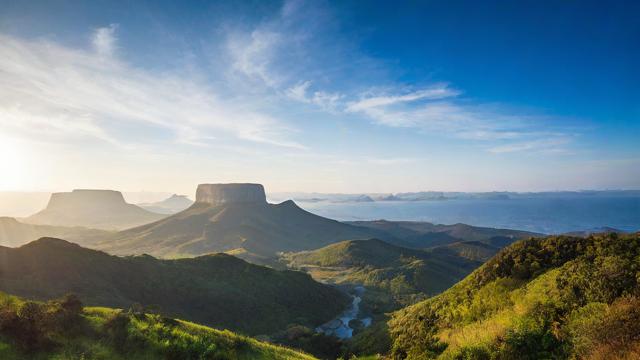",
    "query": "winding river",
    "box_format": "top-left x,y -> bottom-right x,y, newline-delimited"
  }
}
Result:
315,286 -> 372,339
